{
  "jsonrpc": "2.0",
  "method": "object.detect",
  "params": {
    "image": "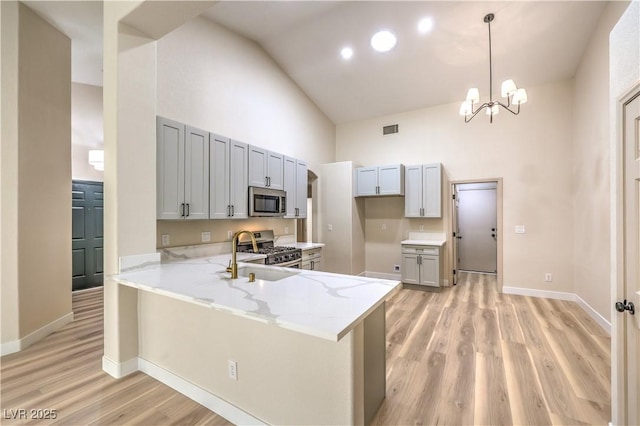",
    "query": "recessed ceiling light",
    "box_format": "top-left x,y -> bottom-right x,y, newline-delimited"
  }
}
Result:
370,30 -> 397,52
418,17 -> 433,34
341,46 -> 354,60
